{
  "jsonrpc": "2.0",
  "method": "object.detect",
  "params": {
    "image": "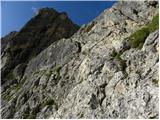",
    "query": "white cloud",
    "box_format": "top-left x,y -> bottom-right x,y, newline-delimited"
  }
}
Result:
31,7 -> 39,15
